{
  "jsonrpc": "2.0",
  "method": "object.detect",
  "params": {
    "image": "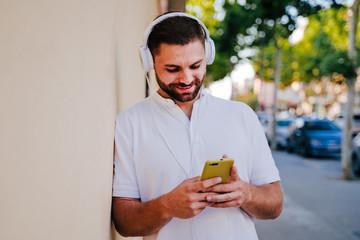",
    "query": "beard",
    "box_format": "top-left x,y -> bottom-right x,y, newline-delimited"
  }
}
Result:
155,73 -> 204,103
